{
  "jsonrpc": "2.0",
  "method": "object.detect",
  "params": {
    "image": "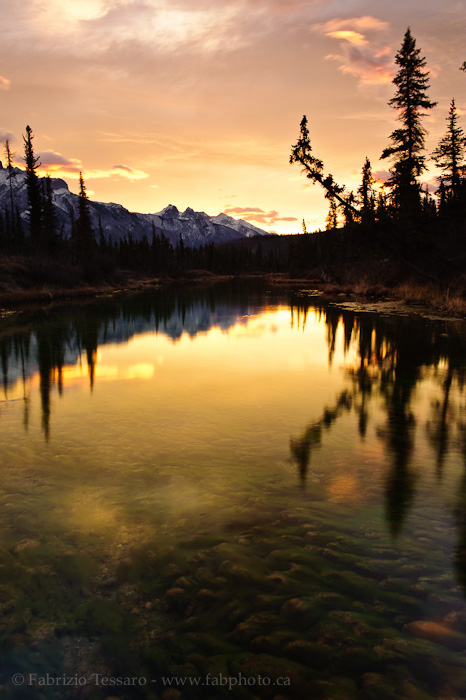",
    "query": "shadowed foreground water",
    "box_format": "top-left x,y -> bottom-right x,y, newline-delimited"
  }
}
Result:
1,282 -> 466,699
